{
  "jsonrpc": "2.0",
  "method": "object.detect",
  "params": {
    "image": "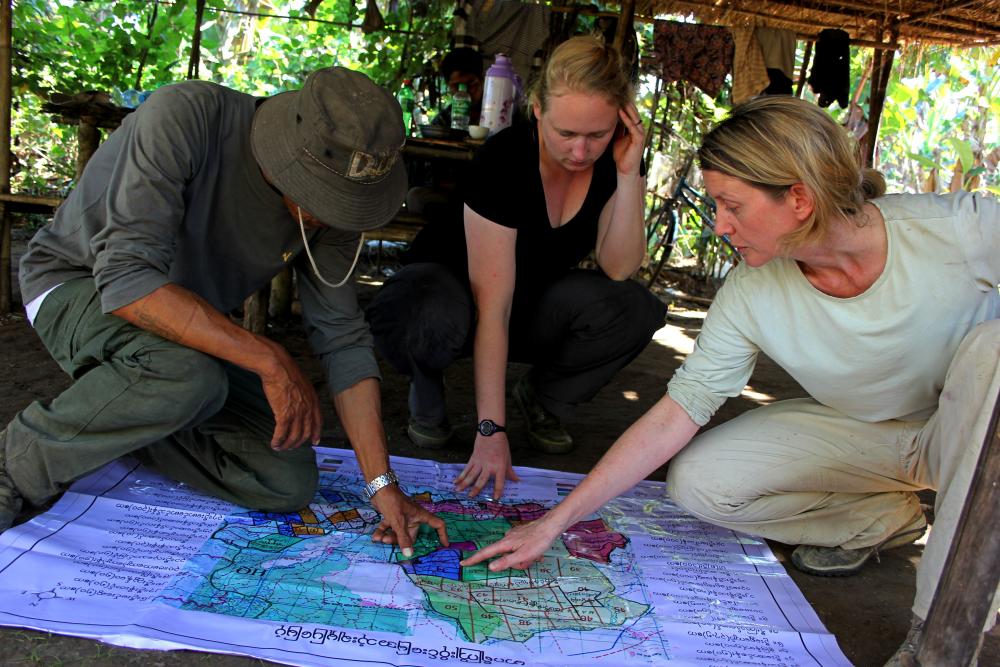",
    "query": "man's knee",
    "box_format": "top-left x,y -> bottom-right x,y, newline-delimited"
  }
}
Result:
131,345 -> 228,426
245,455 -> 319,512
